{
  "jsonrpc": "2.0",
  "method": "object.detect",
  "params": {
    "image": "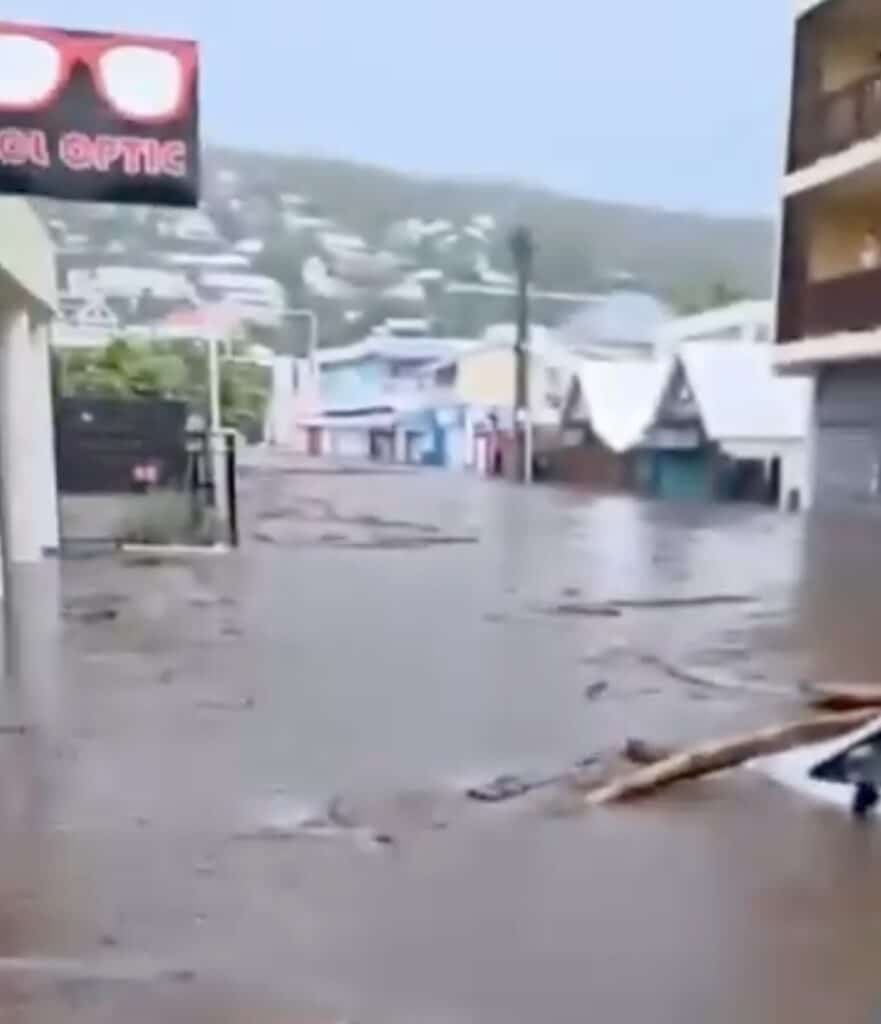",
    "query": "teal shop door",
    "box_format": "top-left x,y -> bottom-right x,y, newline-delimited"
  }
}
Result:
656,451 -> 710,500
